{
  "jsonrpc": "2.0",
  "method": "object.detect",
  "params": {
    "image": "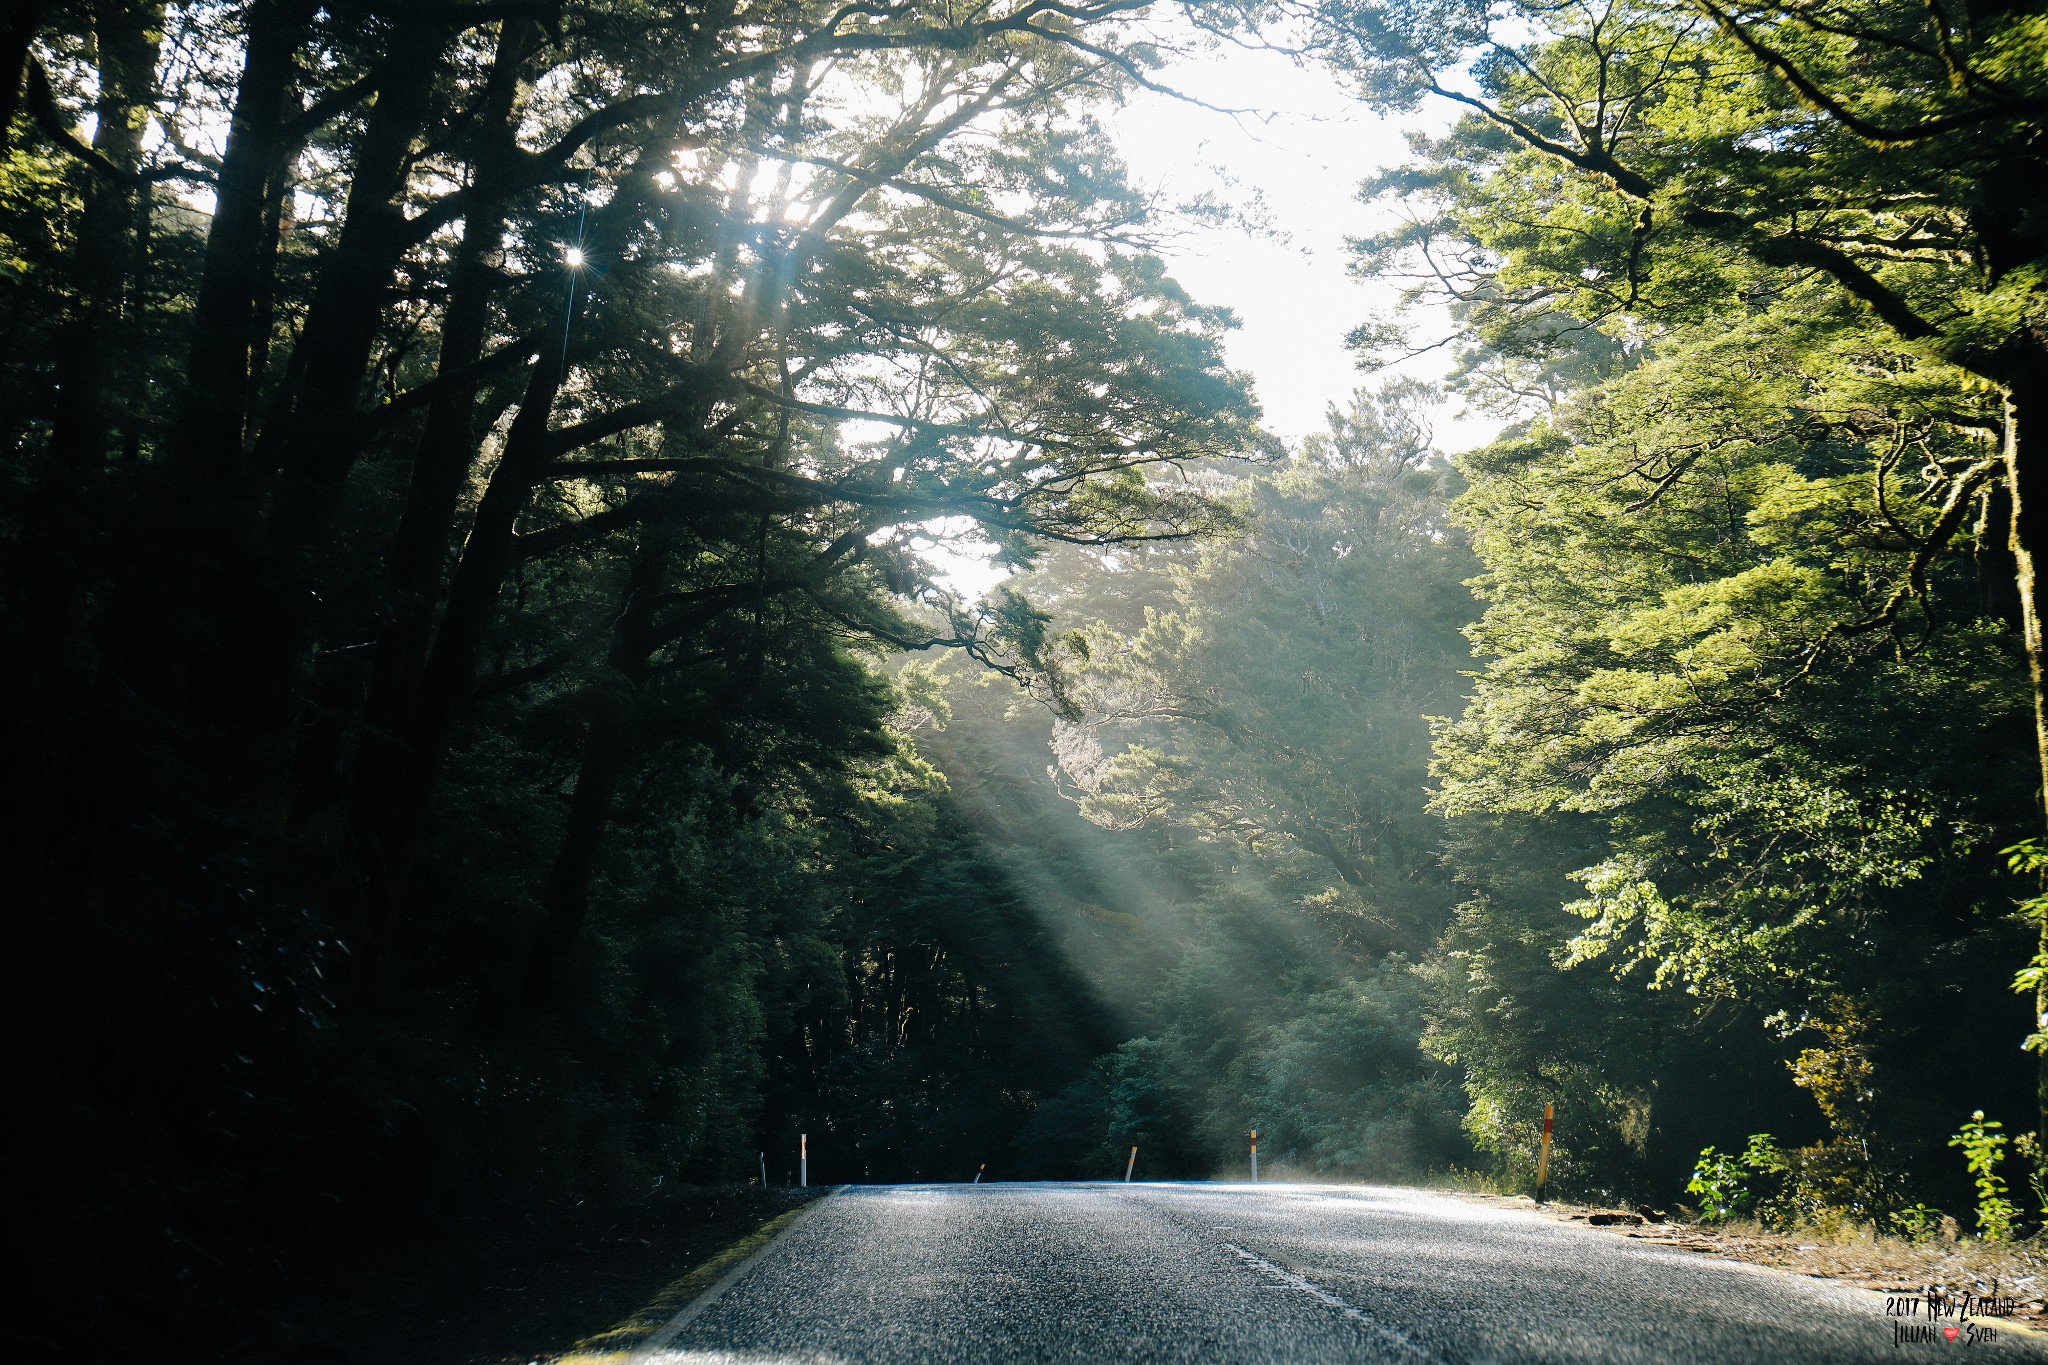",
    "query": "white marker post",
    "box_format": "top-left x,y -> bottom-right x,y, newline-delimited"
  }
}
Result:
973,1163 -> 985,1184
1250,1129 -> 1258,1183
1124,1146 -> 1138,1183
760,1151 -> 768,1187
800,1133 -> 808,1188
1534,1104 -> 1554,1204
